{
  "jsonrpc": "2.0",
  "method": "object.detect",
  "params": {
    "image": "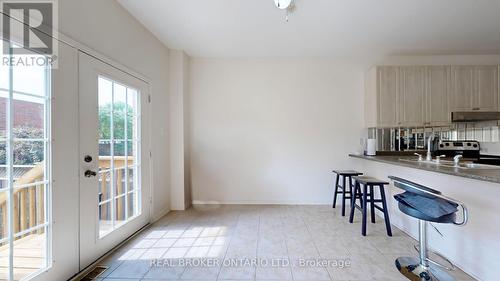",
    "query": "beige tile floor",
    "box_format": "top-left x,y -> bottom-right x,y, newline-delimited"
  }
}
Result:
93,205 -> 475,281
